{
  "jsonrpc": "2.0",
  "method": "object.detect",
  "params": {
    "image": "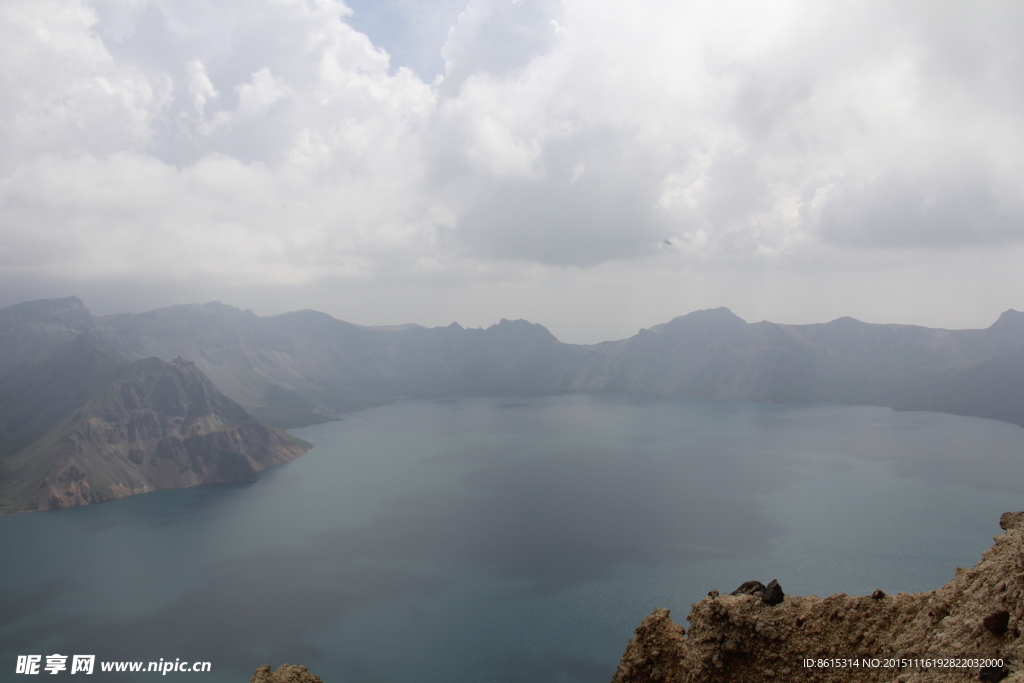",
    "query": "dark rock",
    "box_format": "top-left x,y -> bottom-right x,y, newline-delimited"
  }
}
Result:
251,664 -> 323,683
762,579 -> 784,606
730,580 -> 766,596
983,610 -> 1010,635
707,590 -> 719,599
979,665 -> 1010,682
871,589 -> 886,600
999,512 -> 1024,531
